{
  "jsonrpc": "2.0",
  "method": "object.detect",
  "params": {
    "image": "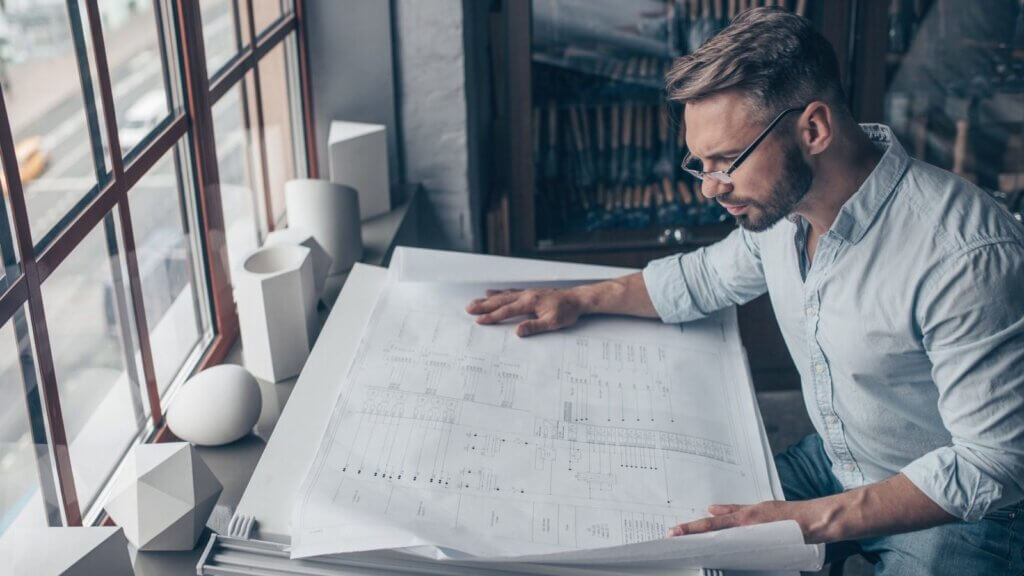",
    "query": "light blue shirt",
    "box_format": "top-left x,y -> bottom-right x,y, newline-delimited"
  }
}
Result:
643,124 -> 1024,522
